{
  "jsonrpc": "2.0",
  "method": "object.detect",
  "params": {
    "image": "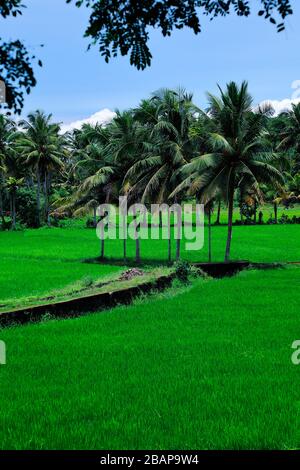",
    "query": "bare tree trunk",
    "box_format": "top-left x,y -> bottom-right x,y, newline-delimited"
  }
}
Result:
93,206 -> 97,227
225,172 -> 235,262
